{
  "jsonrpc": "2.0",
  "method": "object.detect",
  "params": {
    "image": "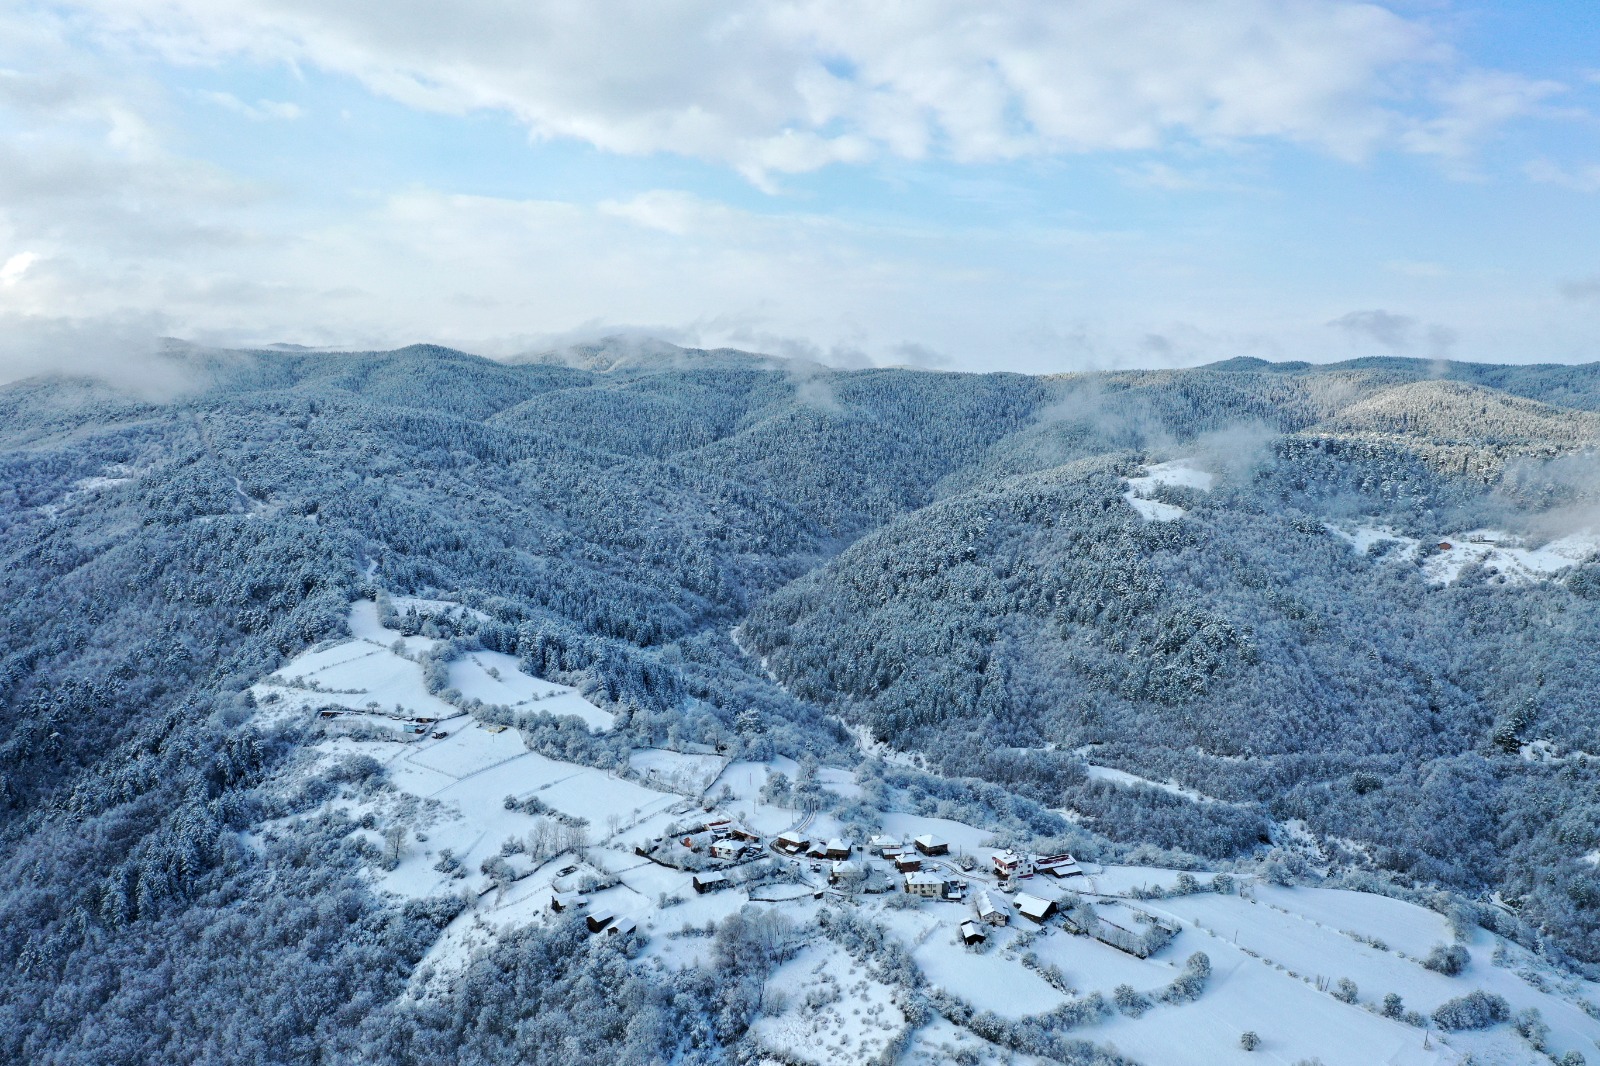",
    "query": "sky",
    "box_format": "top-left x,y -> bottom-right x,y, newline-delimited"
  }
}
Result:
0,0 -> 1598,380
